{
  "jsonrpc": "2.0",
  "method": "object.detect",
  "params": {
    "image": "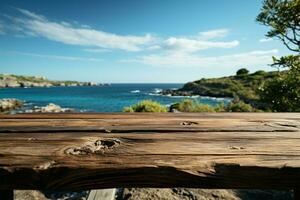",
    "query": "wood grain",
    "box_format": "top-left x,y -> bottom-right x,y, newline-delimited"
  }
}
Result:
0,113 -> 299,191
